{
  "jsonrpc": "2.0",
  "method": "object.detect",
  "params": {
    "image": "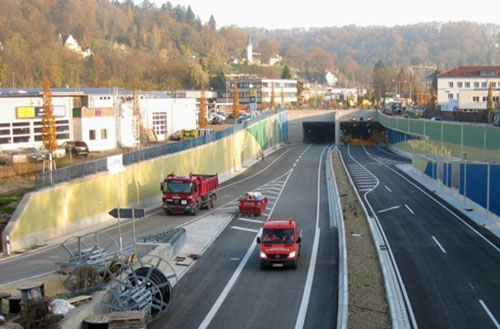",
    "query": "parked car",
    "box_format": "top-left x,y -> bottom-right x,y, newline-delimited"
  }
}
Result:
210,115 -> 223,125
22,147 -> 45,162
1,149 -> 28,163
237,114 -> 251,124
62,141 -> 89,157
169,131 -> 182,141
39,144 -> 66,158
430,116 -> 443,121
